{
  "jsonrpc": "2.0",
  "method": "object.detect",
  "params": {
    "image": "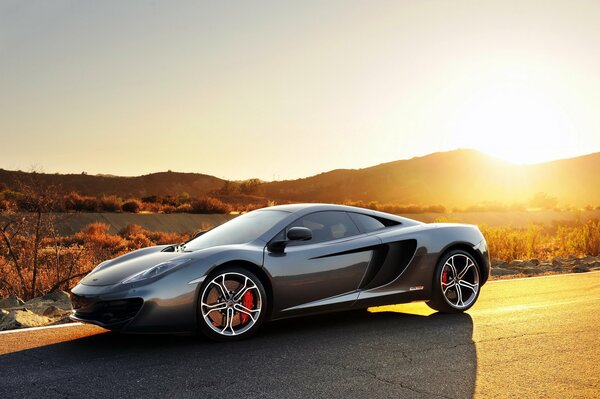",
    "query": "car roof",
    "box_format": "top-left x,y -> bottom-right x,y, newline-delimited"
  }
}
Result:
260,203 -> 423,226
265,203 -> 355,212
